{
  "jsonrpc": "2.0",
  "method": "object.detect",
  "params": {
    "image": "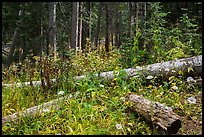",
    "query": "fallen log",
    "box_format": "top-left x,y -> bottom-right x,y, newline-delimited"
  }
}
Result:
3,55 -> 202,88
125,93 -> 181,134
2,96 -> 67,125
